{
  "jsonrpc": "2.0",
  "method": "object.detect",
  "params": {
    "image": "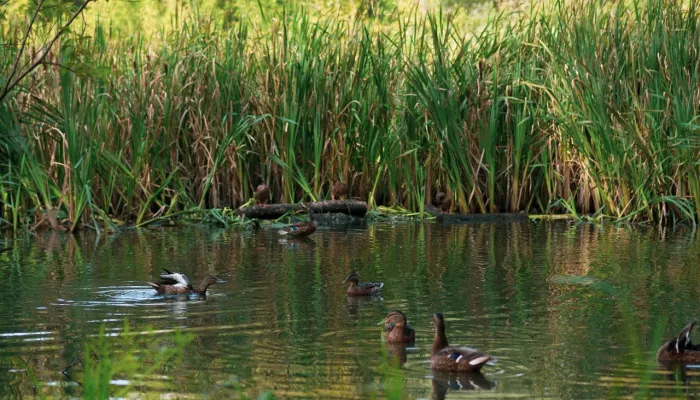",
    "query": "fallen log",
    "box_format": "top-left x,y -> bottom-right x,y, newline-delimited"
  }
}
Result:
235,200 -> 368,219
424,204 -> 529,223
